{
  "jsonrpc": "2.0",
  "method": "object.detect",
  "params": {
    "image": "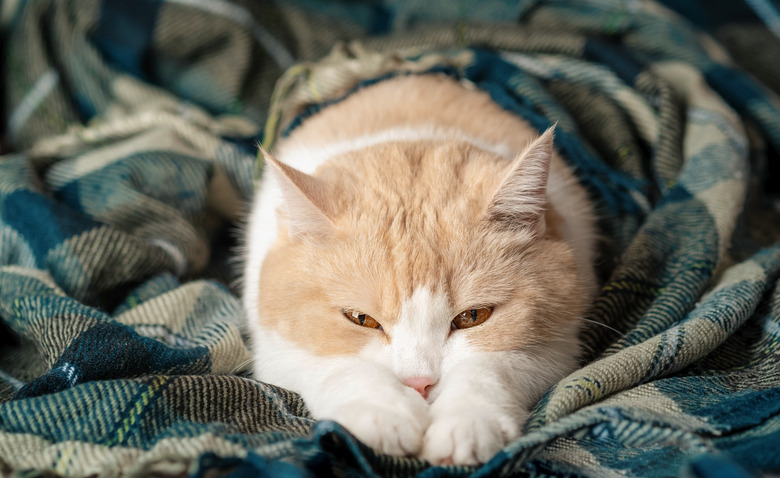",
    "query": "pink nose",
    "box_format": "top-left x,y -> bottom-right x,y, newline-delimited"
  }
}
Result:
403,376 -> 436,399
